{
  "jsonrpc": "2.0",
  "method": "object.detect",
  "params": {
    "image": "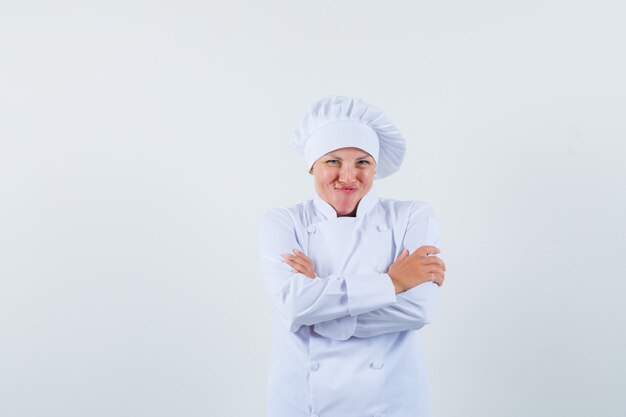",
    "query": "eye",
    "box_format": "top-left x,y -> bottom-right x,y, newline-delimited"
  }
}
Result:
357,160 -> 371,166
325,159 -> 340,165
